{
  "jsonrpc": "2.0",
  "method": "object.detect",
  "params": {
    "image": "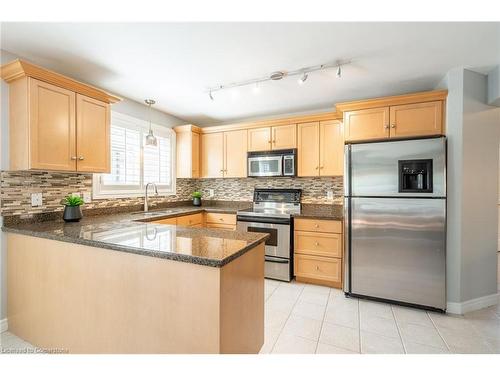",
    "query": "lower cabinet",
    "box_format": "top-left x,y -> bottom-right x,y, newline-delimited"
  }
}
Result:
294,218 -> 343,289
205,213 -> 236,230
152,212 -> 236,230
